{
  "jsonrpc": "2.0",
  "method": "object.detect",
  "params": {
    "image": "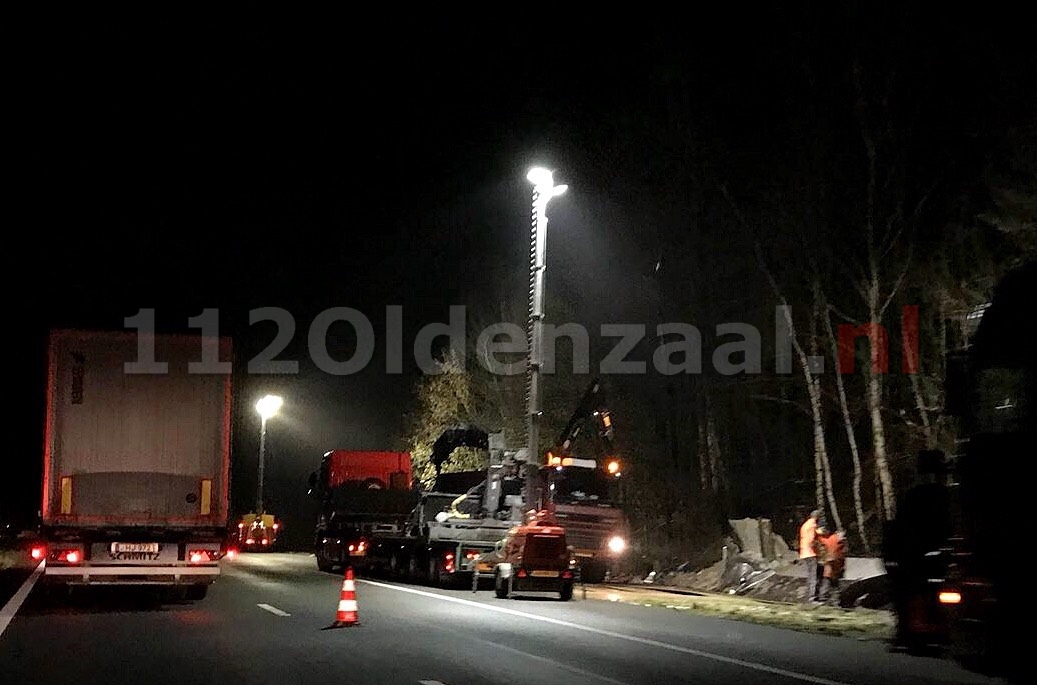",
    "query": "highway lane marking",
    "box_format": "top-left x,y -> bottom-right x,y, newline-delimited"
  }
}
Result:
419,681 -> 448,685
359,580 -> 852,685
257,603 -> 291,616
0,560 -> 45,639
